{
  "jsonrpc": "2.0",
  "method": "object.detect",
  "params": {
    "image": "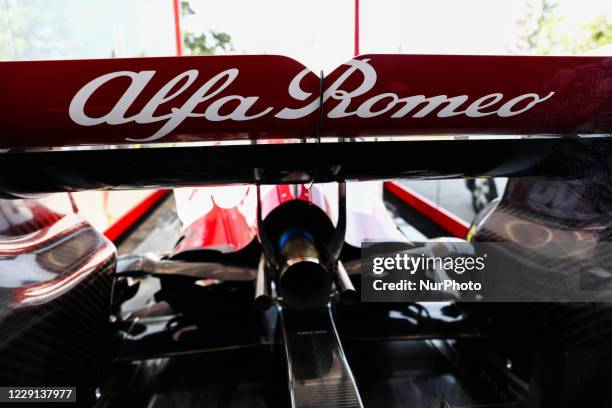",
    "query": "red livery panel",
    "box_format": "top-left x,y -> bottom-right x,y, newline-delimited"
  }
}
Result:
0,54 -> 610,149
